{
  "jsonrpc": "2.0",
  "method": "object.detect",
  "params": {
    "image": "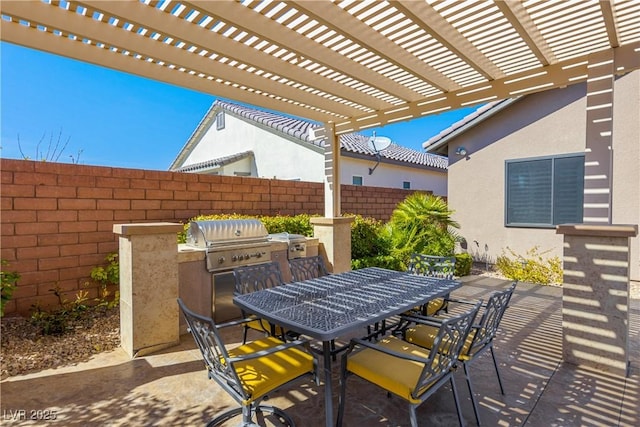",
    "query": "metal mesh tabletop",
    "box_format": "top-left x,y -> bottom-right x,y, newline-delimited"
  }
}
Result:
234,267 -> 460,341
